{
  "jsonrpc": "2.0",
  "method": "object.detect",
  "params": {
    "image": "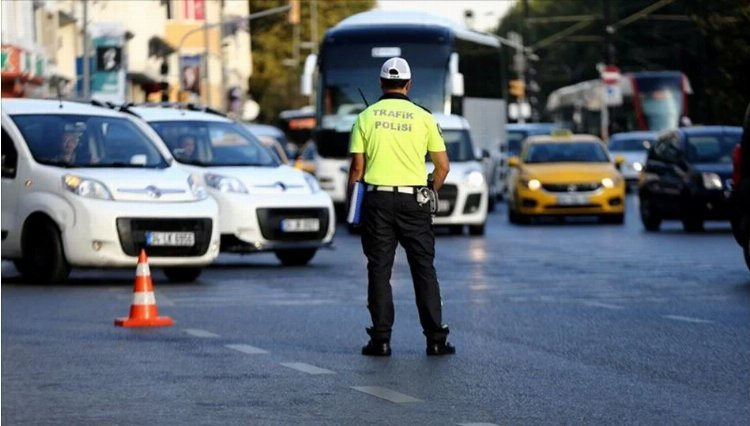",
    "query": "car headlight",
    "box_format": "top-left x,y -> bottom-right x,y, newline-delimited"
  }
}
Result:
188,175 -> 209,200
303,172 -> 321,193
62,175 -> 112,200
464,171 -> 485,189
204,173 -> 248,194
701,172 -> 722,190
632,162 -> 643,172
523,178 -> 541,191
601,176 -> 623,189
